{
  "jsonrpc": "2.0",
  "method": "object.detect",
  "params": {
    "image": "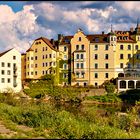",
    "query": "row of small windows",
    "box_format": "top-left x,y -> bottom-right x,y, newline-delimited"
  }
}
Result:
94,63 -> 108,69
94,73 -> 109,78
27,54 -> 55,61
75,71 -> 85,78
76,63 -> 84,69
1,70 -> 11,75
94,54 -> 109,59
76,45 -> 85,50
1,78 -> 11,83
76,54 -> 84,59
1,62 -> 11,67
120,63 -> 140,68
94,45 -> 109,50
120,45 -> 139,50
26,62 -> 56,68
26,70 -> 55,76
